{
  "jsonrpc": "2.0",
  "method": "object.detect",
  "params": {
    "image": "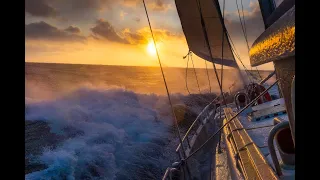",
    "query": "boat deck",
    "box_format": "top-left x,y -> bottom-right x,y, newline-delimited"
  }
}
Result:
219,103 -> 295,180
223,107 -> 278,180
237,111 -> 295,180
